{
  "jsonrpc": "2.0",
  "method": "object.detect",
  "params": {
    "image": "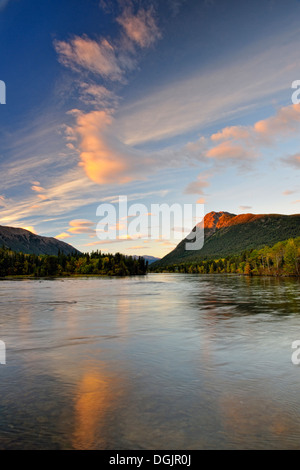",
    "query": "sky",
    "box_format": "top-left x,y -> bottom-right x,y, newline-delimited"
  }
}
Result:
0,0 -> 300,257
